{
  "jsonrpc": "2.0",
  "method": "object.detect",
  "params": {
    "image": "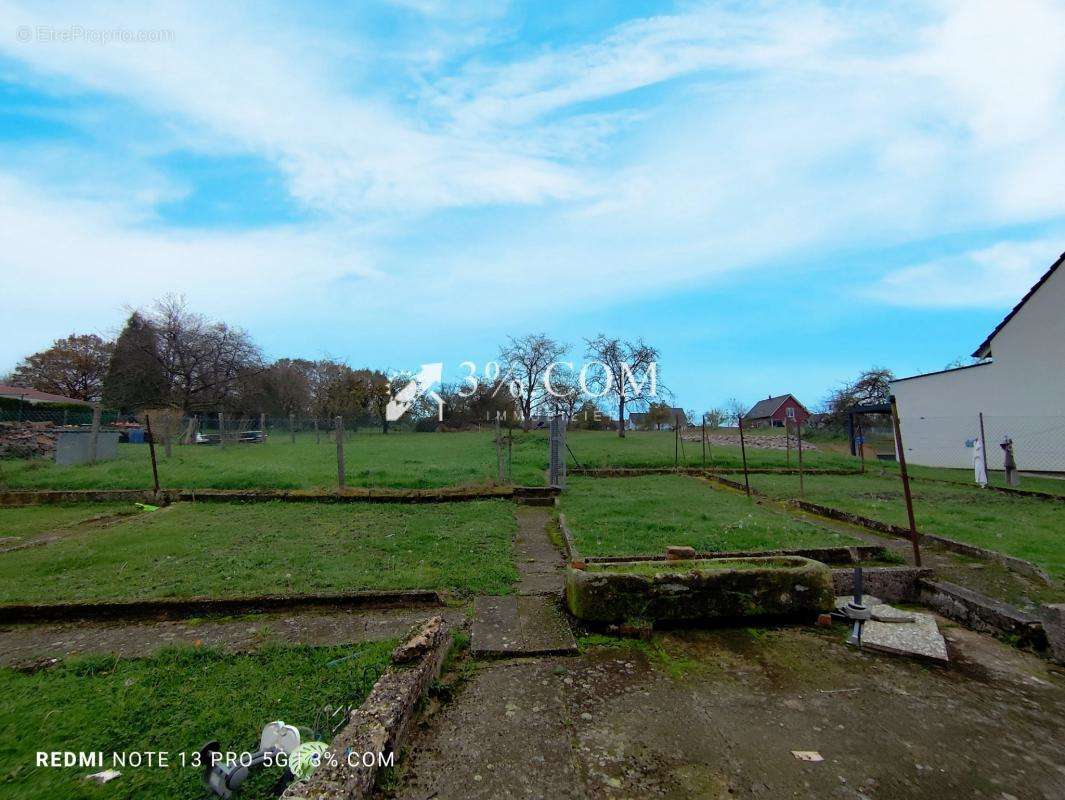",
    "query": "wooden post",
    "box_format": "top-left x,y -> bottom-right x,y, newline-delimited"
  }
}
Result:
314,417 -> 320,445
145,413 -> 160,495
674,424 -> 679,468
289,412 -> 296,444
335,416 -> 346,489
797,421 -> 805,499
701,417 -> 706,468
508,417 -> 514,484
738,417 -> 751,498
217,411 -> 225,449
89,404 -> 101,464
786,420 -> 791,466
890,395 -> 922,567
